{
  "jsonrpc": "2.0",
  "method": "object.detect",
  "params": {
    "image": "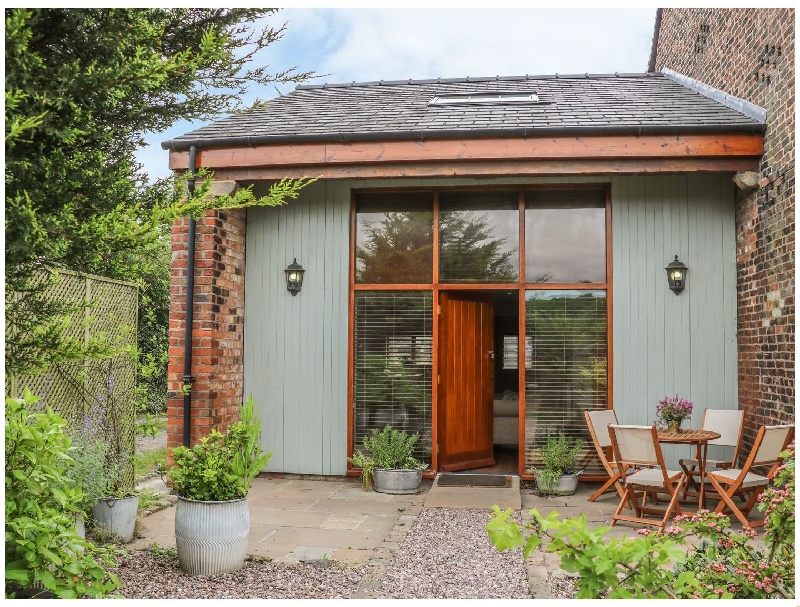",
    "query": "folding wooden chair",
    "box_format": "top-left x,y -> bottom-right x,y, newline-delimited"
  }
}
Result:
679,408 -> 744,499
707,424 -> 794,531
608,424 -> 686,532
584,409 -> 625,502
